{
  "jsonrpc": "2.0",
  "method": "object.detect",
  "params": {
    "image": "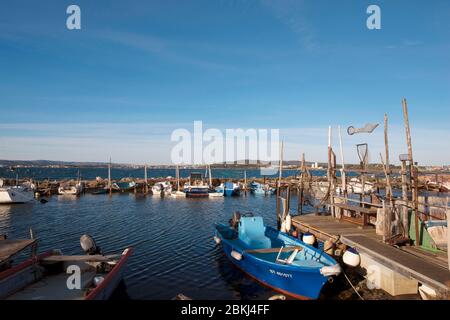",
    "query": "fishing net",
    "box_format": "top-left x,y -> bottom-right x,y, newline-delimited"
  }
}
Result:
357,143 -> 369,167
